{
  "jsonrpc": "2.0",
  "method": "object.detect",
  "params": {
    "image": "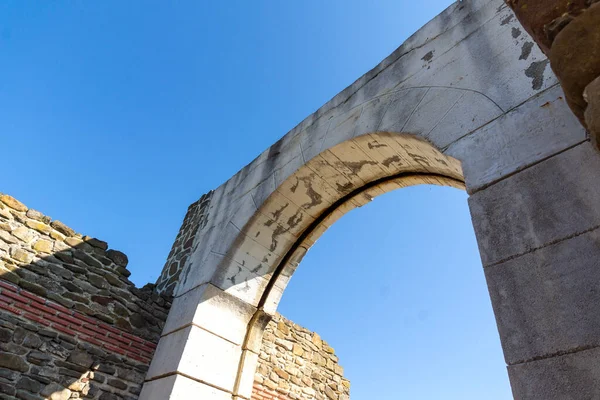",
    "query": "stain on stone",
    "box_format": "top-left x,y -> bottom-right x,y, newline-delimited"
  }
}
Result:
227,266 -> 242,285
525,60 -> 549,90
367,141 -> 387,149
511,27 -> 521,38
435,158 -> 448,166
382,155 -> 401,168
271,203 -> 289,222
287,212 -> 303,229
408,152 -> 431,167
251,264 -> 262,274
343,160 -> 378,175
290,176 -> 323,210
336,182 -> 353,193
421,51 -> 434,63
519,42 -> 534,60
500,14 -> 514,26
